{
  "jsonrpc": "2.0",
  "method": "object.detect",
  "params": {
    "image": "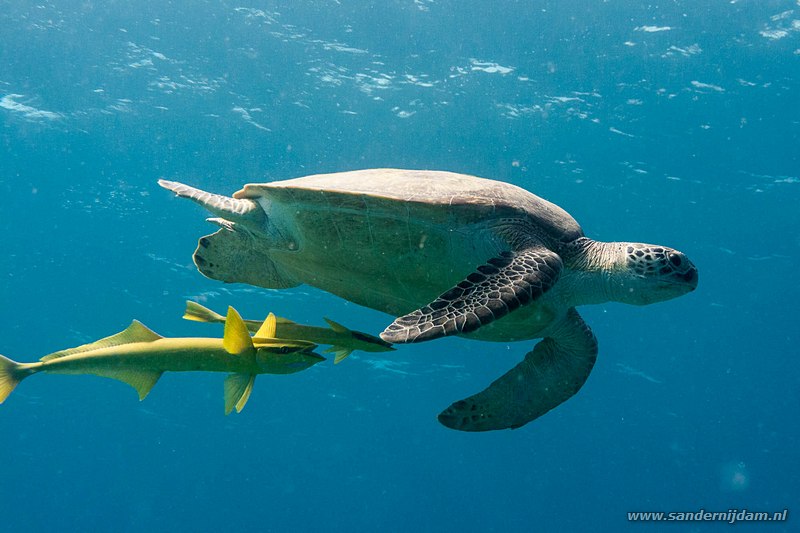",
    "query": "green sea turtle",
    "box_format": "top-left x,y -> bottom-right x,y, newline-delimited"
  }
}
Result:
159,169 -> 698,431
